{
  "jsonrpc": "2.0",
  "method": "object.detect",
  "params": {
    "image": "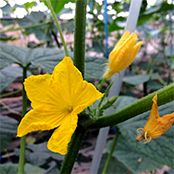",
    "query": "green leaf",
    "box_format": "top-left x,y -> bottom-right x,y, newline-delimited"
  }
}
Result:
15,142 -> 64,166
0,164 -> 19,174
123,74 -> 158,86
24,1 -> 37,11
0,66 -> 23,93
24,163 -> 45,174
0,115 -> 18,152
0,43 -> 108,80
106,135 -> 163,173
0,43 -> 66,69
85,56 -> 108,80
98,153 -> 130,174
118,101 -> 174,168
42,0 -> 75,14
